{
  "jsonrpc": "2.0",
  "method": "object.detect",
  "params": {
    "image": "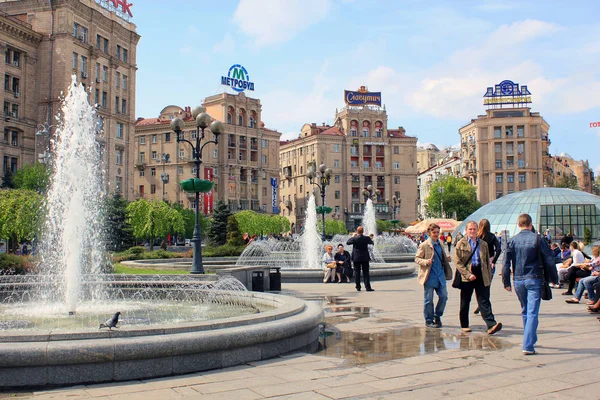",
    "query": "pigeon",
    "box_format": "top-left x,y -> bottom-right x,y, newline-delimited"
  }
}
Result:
99,312 -> 121,330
